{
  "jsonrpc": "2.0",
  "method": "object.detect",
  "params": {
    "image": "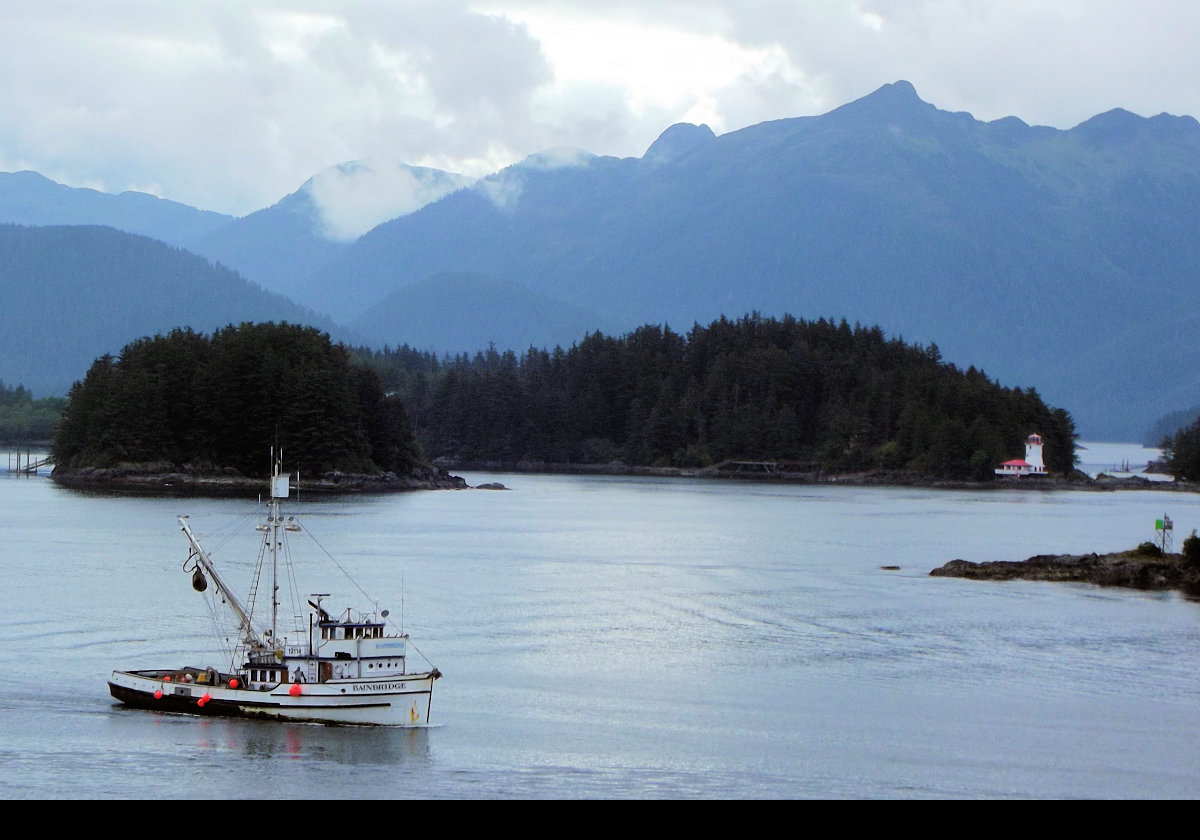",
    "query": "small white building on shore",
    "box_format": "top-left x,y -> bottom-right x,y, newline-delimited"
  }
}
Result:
995,433 -> 1048,477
